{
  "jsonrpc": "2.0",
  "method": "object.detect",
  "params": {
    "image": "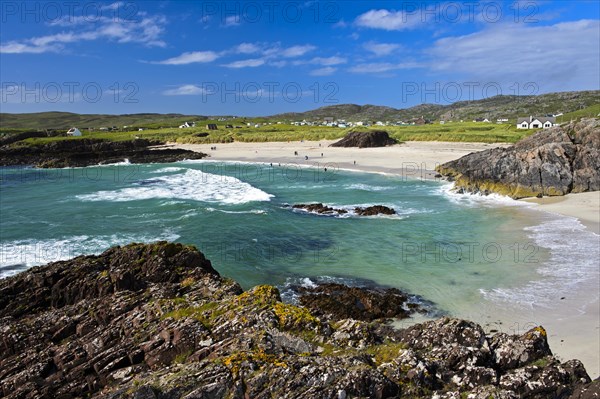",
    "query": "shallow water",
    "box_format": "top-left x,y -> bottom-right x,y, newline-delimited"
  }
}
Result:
1,161 -> 598,332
